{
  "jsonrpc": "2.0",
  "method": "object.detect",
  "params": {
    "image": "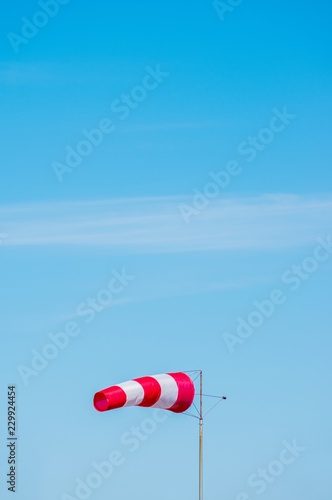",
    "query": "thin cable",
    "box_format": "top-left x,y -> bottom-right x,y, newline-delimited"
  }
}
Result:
202,393 -> 224,399
182,411 -> 200,419
192,401 -> 200,417
203,398 -> 224,418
